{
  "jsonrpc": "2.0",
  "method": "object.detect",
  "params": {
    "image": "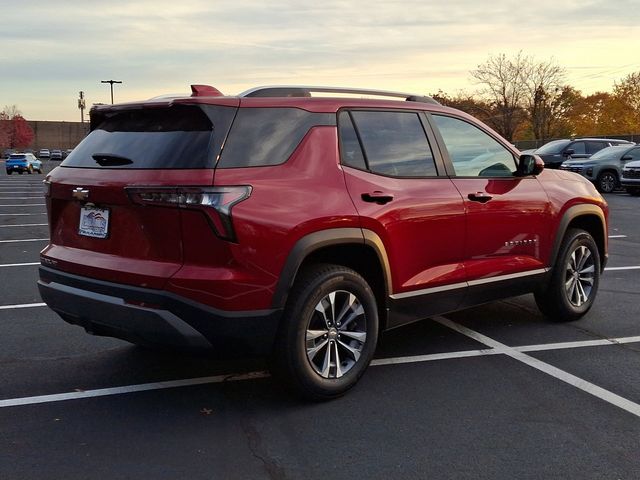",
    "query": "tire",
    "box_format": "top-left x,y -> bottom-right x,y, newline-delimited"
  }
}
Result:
27,166 -> 33,174
596,171 -> 617,193
626,187 -> 640,197
6,170 -> 11,175
271,263 -> 379,401
535,228 -> 600,322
